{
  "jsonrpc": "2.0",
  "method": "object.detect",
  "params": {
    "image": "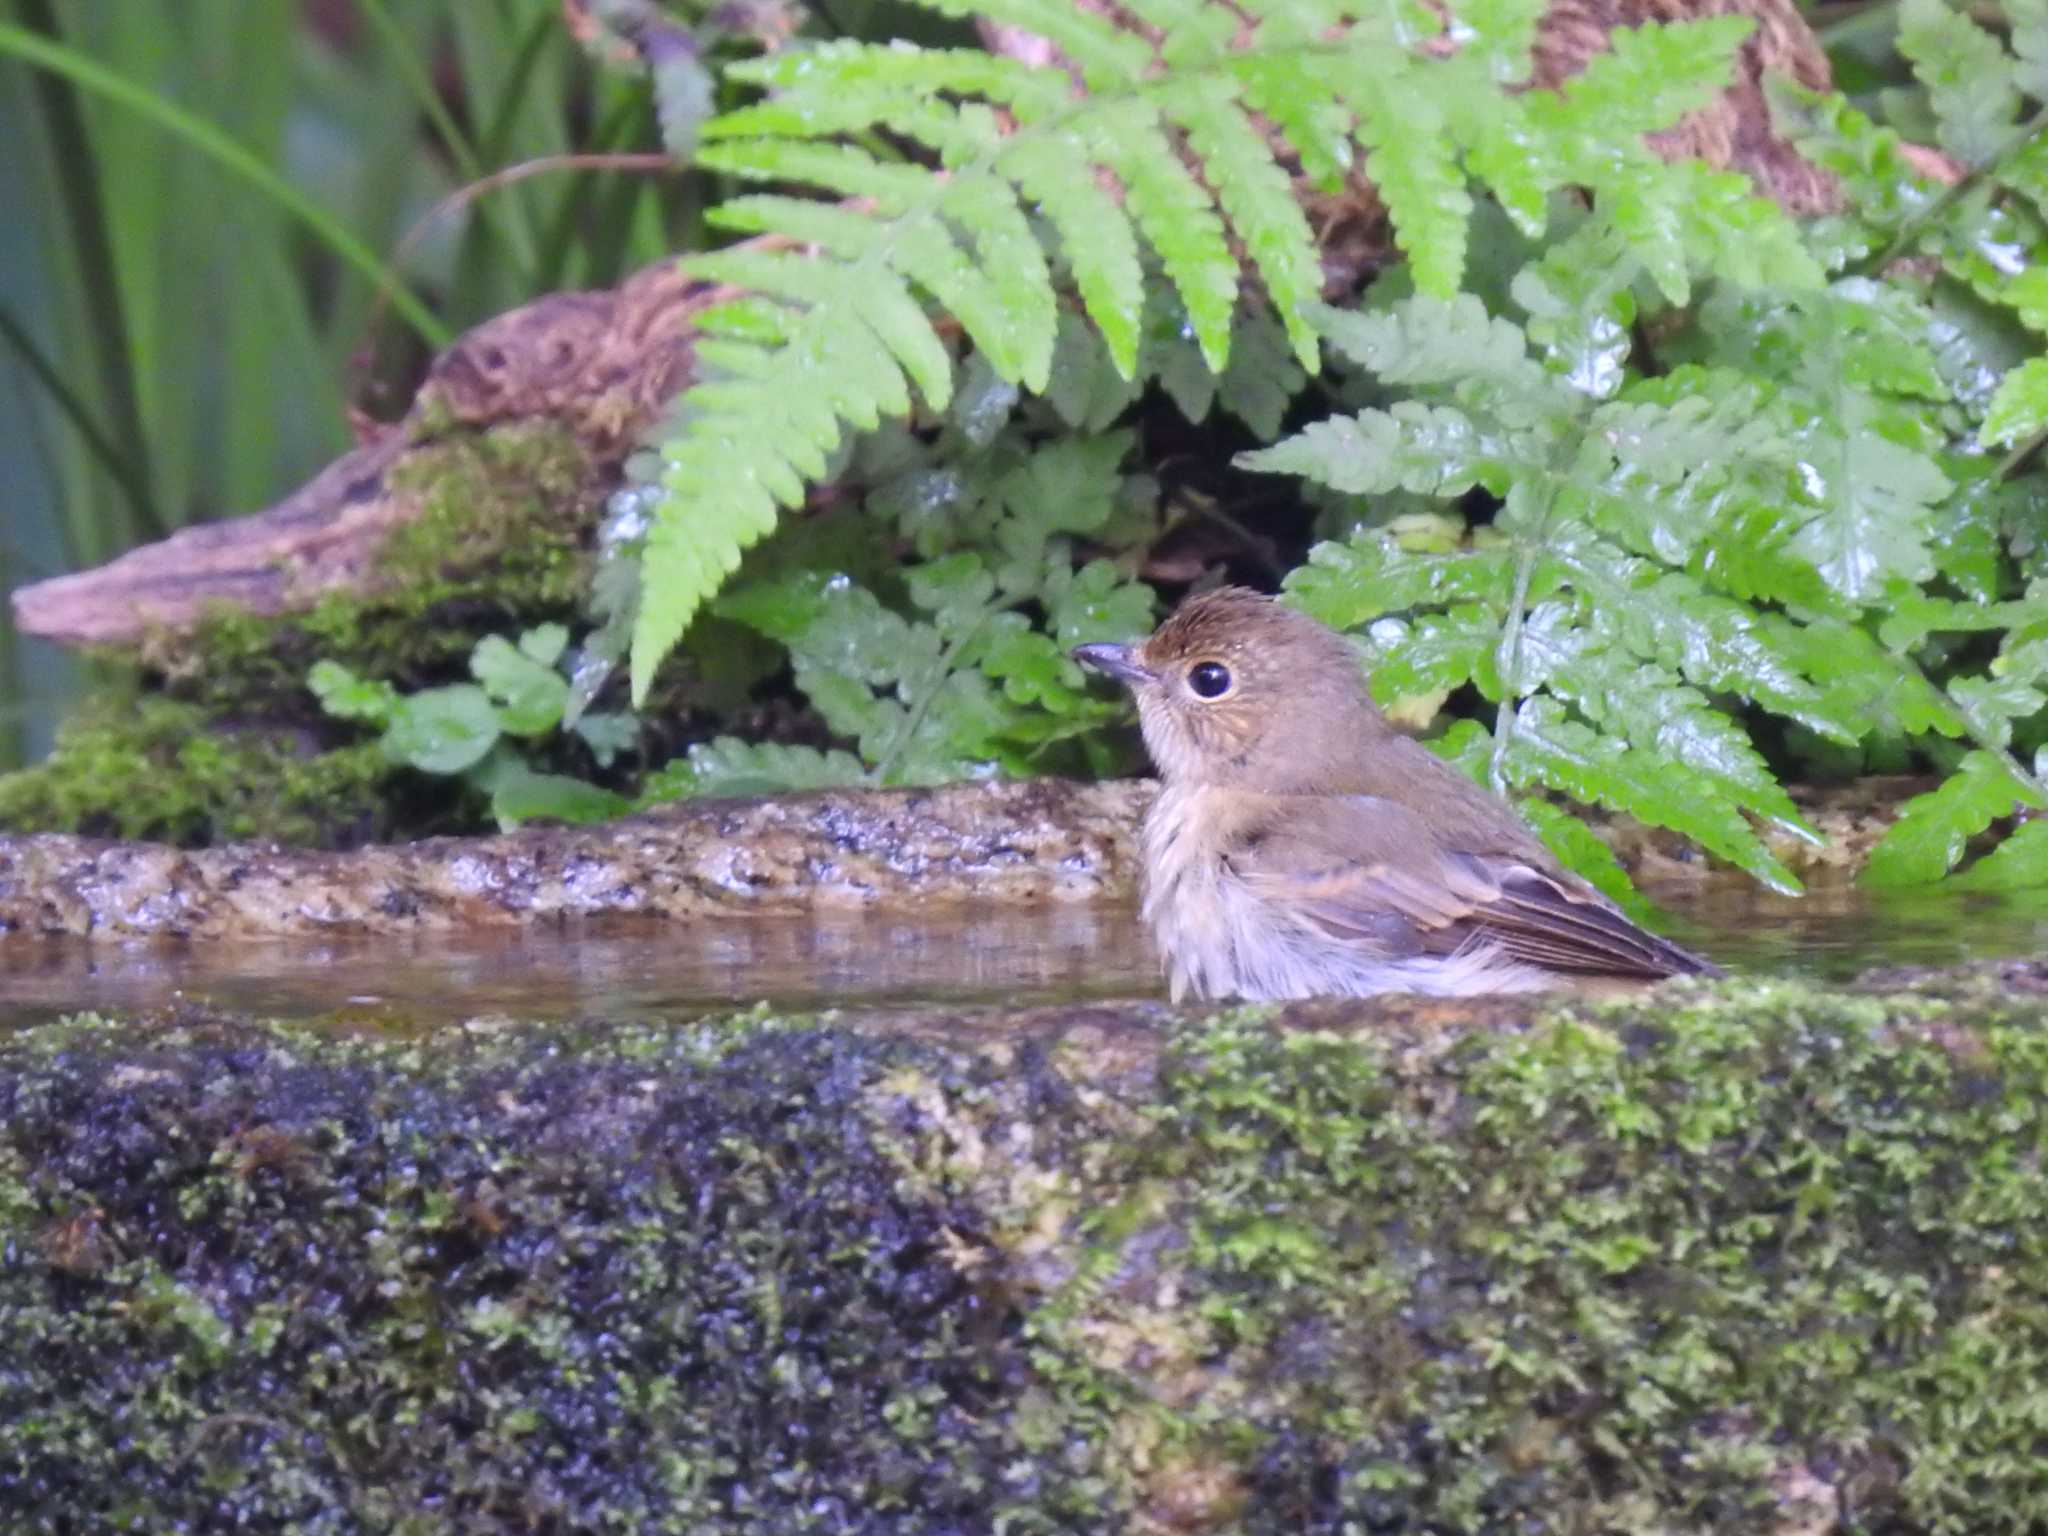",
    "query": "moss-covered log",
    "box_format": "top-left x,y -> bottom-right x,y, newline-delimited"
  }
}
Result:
5,966 -> 2048,1532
